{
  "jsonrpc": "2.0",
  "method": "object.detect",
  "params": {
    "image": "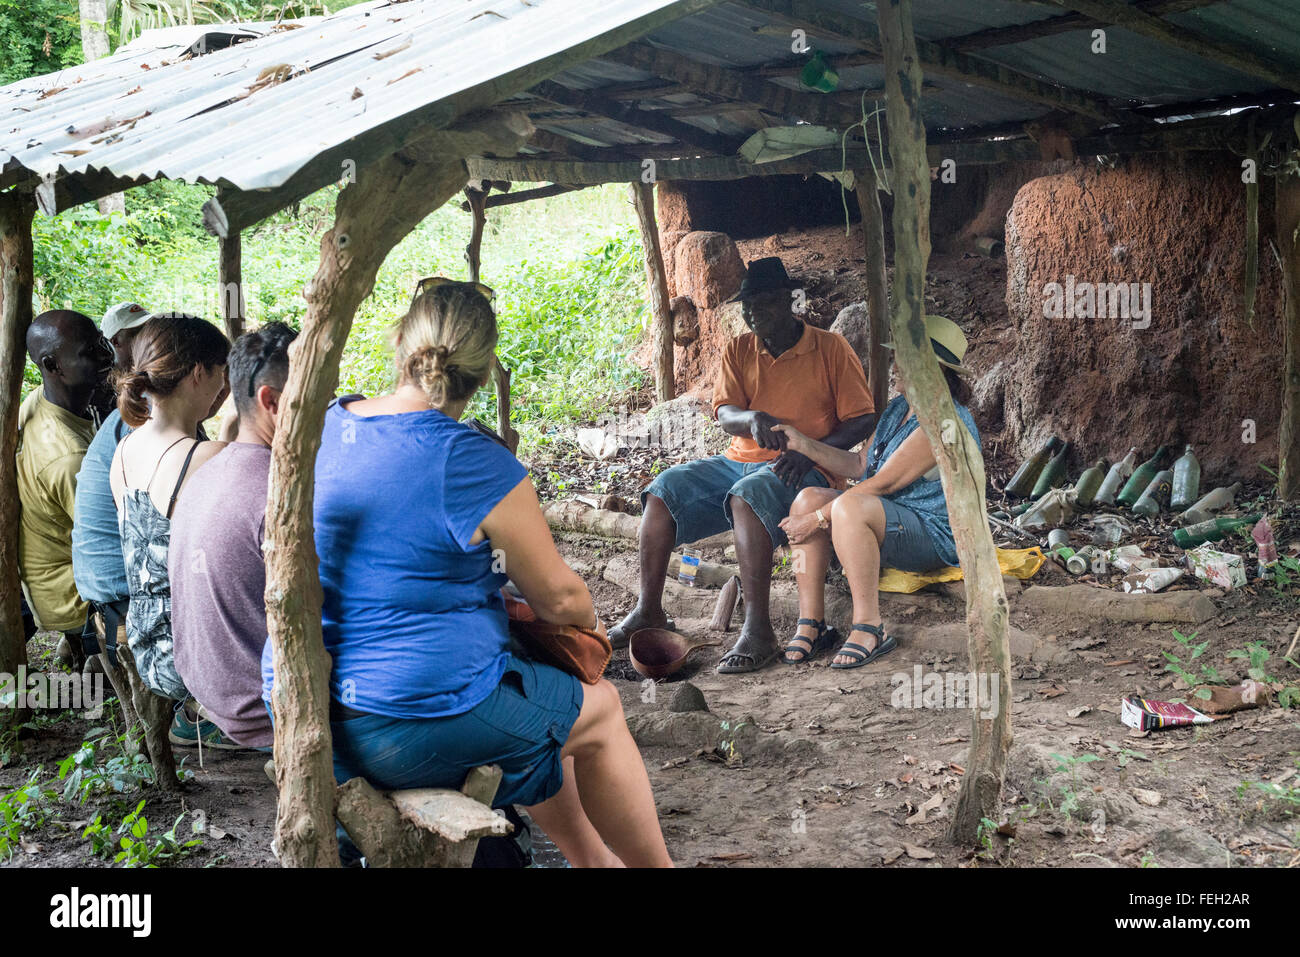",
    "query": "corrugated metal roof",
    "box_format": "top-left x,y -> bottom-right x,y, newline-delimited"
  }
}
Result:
3,0 -> 1298,202
1,0 -> 709,192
